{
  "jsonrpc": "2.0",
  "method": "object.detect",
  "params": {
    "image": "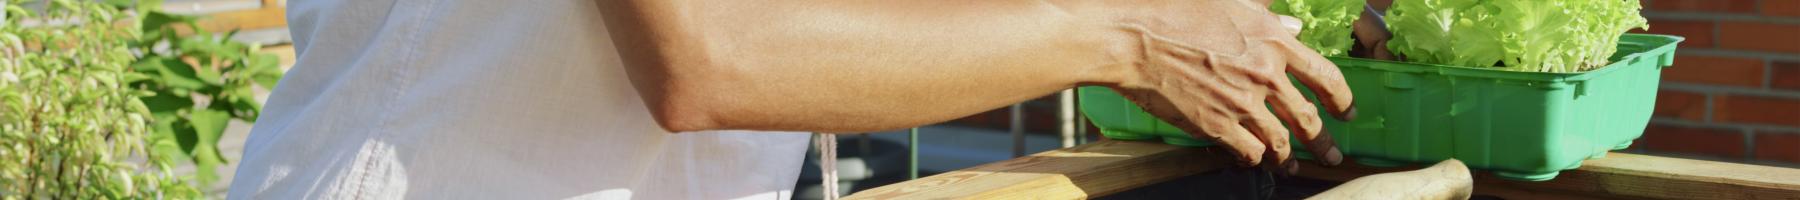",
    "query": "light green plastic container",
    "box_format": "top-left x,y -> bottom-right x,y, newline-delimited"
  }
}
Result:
1078,34 -> 1683,181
